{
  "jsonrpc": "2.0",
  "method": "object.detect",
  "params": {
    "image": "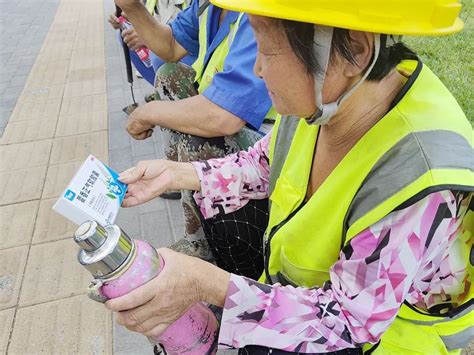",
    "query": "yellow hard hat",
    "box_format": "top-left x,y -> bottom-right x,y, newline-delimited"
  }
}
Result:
210,0 -> 464,35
